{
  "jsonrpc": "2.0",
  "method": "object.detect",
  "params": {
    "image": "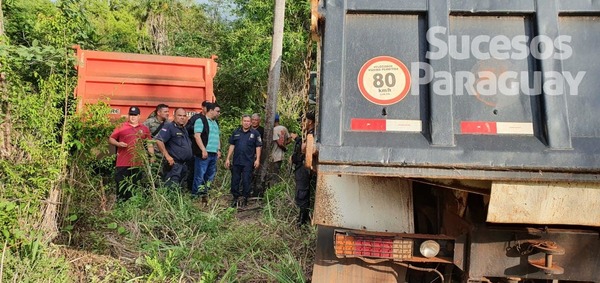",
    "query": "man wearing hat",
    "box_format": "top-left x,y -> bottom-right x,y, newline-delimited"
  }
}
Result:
108,106 -> 155,201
